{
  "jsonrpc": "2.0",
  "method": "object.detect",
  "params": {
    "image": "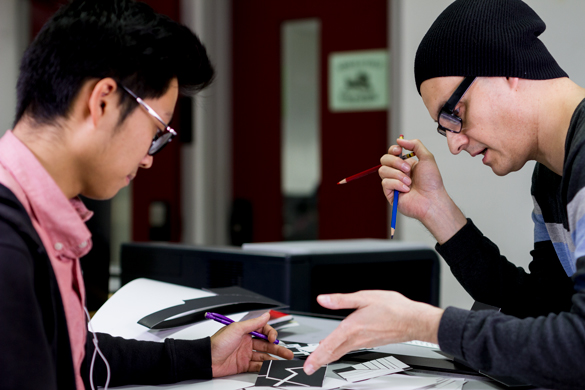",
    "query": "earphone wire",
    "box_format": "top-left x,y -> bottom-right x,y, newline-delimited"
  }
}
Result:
84,307 -> 111,390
